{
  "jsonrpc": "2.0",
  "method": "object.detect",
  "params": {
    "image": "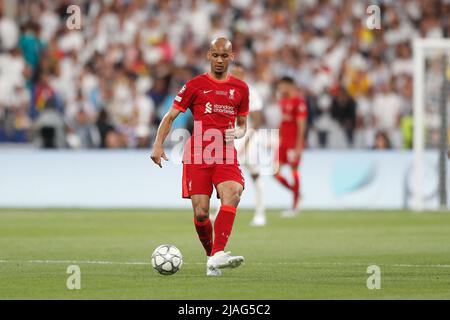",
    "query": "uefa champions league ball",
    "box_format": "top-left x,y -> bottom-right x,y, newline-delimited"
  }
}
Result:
151,244 -> 183,275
